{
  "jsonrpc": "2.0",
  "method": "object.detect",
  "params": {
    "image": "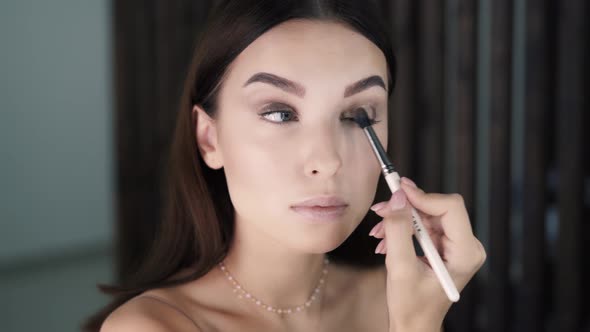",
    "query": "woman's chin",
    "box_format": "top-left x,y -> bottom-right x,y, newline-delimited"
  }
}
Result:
287,228 -> 354,254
